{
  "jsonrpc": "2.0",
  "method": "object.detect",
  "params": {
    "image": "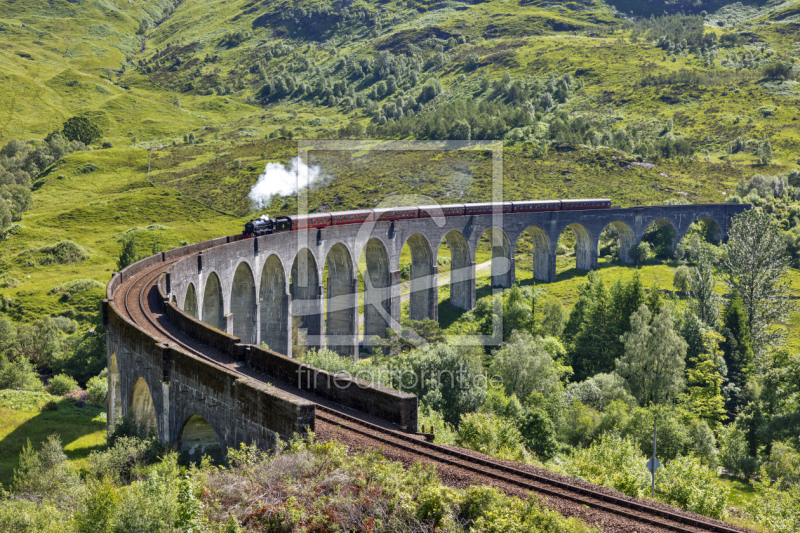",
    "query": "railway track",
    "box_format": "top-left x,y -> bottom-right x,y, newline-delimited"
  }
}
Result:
116,260 -> 751,533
